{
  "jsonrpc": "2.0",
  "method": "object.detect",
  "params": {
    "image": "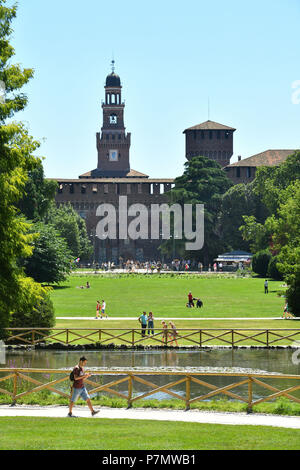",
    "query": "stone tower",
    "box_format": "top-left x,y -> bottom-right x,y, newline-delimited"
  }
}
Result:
183,120 -> 236,168
95,61 -> 131,177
